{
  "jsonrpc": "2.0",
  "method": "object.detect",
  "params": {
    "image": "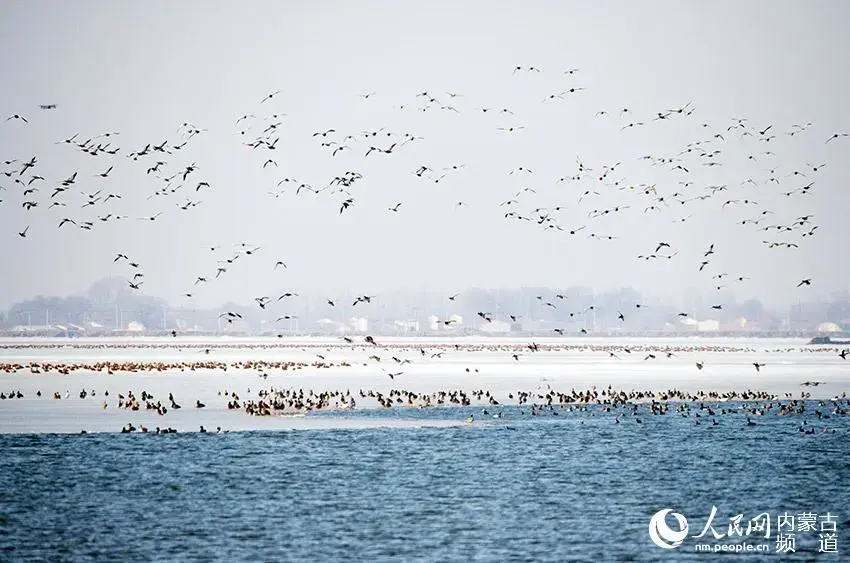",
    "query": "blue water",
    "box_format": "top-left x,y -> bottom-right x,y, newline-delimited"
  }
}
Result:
1,405 -> 848,562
